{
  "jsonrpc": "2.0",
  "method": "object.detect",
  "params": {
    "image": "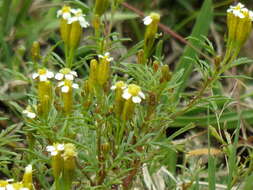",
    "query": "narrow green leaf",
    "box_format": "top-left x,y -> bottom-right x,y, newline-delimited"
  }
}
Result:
173,0 -> 213,101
